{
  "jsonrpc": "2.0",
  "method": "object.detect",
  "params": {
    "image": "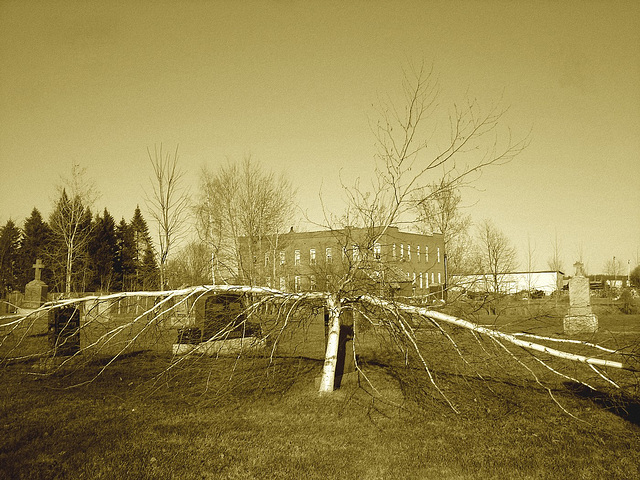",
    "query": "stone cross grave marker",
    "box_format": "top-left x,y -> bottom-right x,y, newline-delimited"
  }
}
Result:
23,258 -> 48,309
563,261 -> 598,335
33,258 -> 44,281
